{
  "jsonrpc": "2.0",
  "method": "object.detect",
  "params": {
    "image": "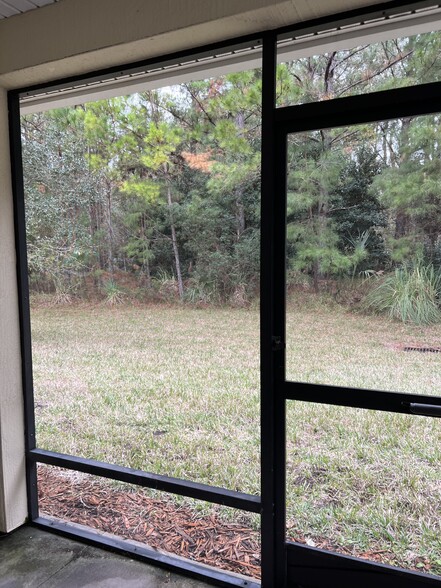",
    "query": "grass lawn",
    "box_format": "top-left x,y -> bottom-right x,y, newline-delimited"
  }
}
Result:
31,299 -> 441,575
